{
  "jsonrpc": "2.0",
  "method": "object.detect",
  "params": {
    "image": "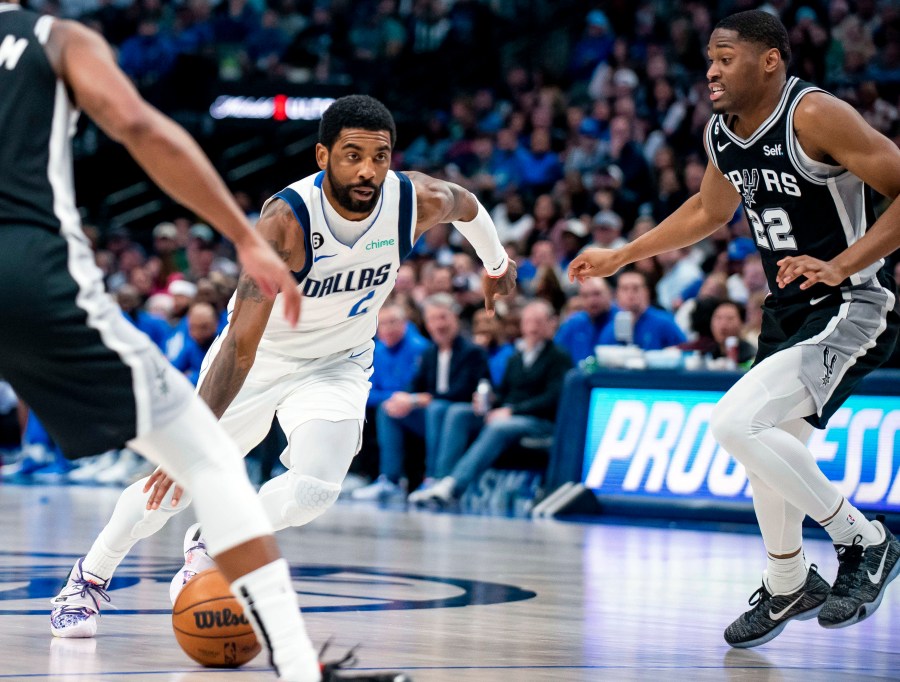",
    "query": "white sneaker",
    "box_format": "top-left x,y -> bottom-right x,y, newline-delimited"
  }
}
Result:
350,474 -> 404,501
94,449 -> 142,485
49,559 -> 111,638
407,478 -> 437,504
169,523 -> 216,605
68,451 -> 118,483
409,477 -> 456,507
